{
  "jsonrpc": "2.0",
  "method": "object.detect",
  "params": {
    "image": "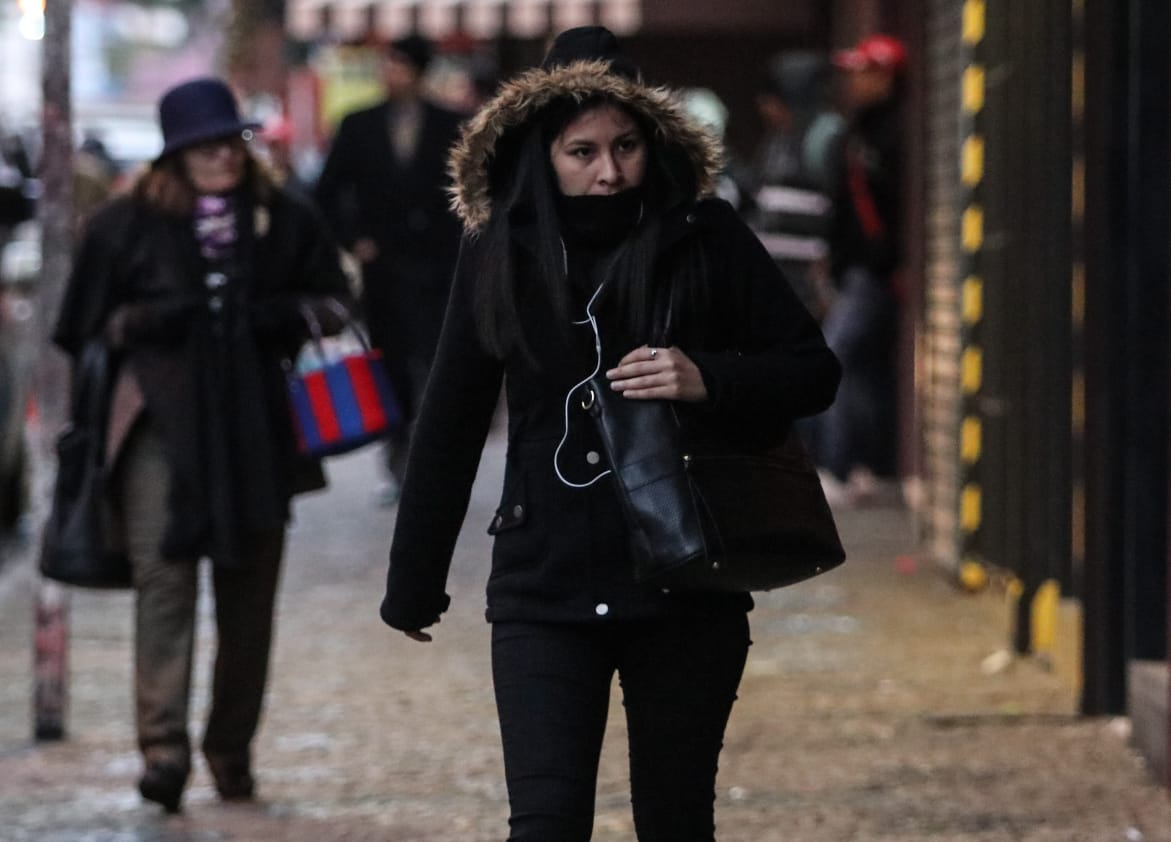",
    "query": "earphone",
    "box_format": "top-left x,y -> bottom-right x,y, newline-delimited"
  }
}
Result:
552,277 -> 612,489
